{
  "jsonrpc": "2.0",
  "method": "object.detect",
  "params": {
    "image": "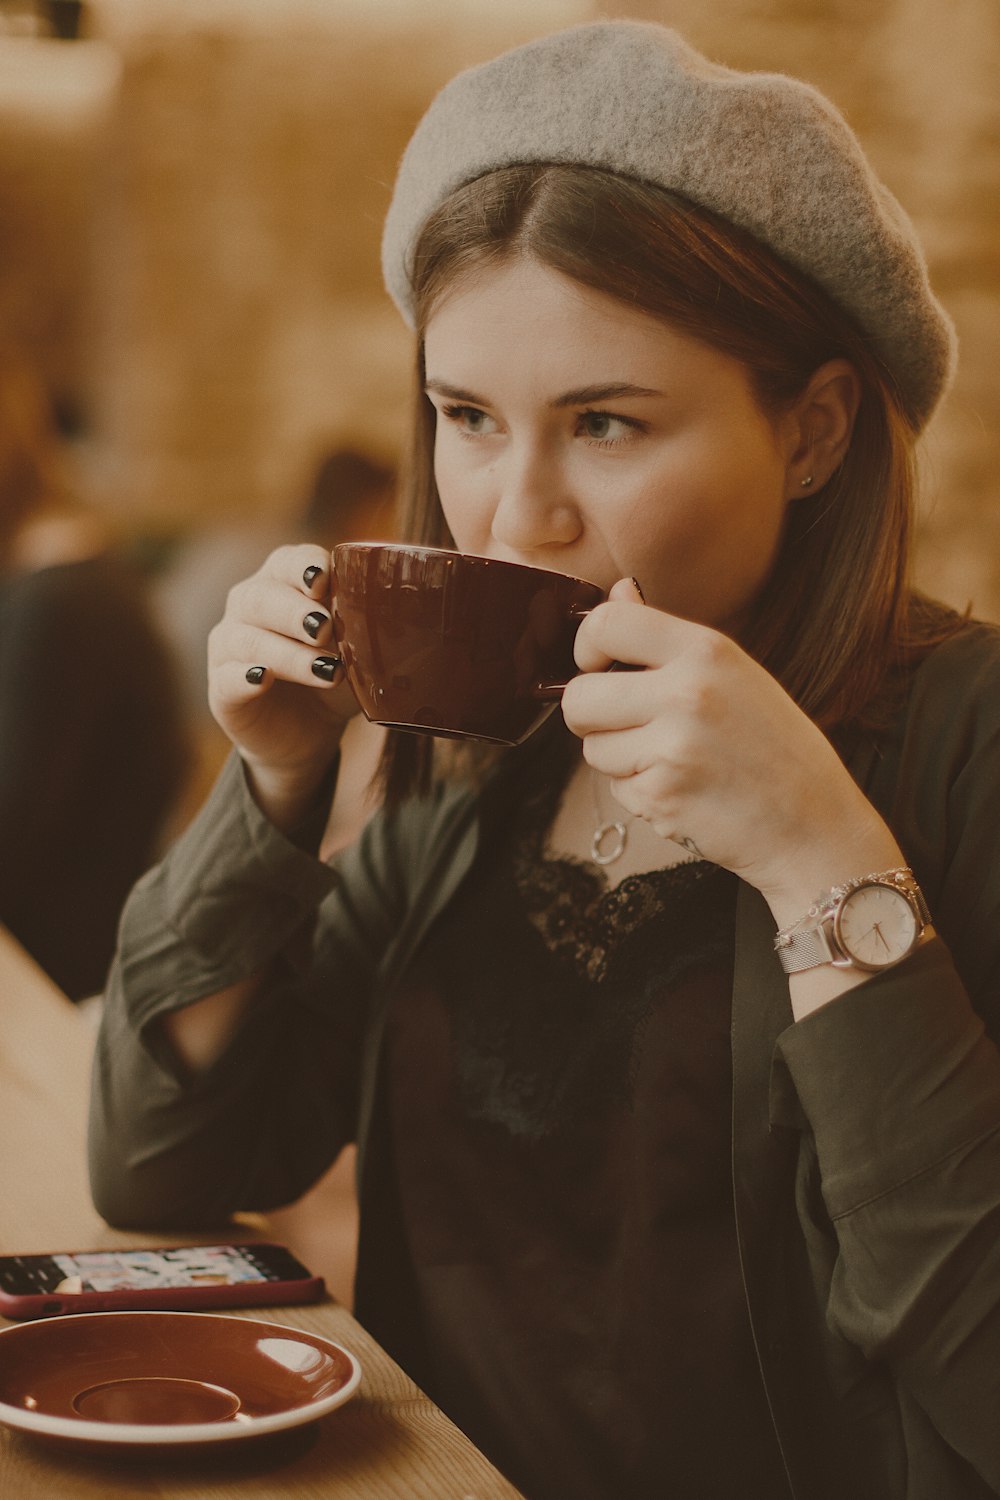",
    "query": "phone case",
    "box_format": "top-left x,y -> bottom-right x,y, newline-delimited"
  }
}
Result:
0,1244 -> 325,1321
